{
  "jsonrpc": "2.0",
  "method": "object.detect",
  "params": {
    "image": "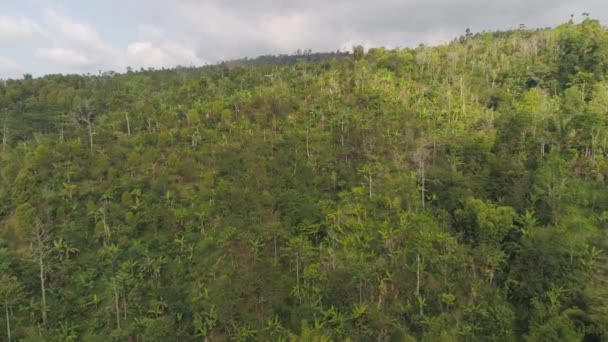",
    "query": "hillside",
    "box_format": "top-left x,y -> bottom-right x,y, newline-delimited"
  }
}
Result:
1,19 -> 608,341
